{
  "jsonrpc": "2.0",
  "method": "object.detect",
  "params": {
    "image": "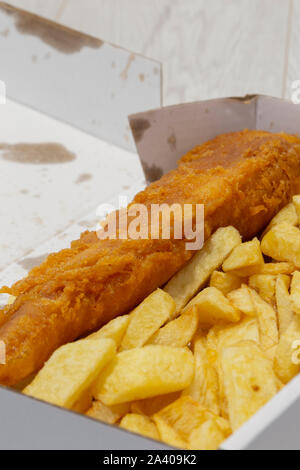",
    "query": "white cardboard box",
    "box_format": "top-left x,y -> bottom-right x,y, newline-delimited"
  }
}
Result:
129,94 -> 300,450
0,3 -> 165,450
0,3 -> 299,450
